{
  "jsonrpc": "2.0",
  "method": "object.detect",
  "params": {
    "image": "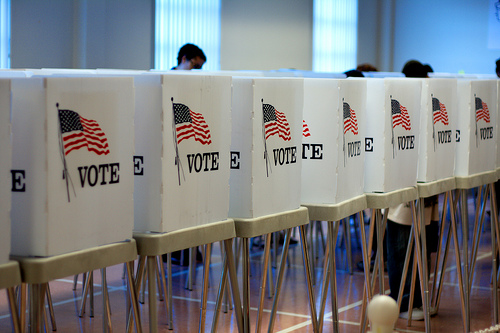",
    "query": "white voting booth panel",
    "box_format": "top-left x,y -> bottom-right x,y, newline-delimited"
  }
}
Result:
136,74 -> 232,233
364,78 -> 421,193
0,80 -> 12,264
417,78 -> 457,182
455,79 -> 498,177
10,76 -> 135,257
229,77 -> 304,218
301,78 -> 366,204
